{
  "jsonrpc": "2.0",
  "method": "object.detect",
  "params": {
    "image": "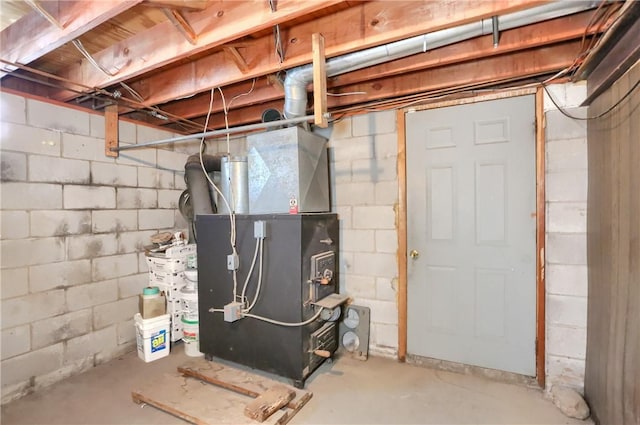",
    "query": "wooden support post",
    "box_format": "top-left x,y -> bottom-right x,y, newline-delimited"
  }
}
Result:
105,104 -> 119,157
312,33 -> 328,128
